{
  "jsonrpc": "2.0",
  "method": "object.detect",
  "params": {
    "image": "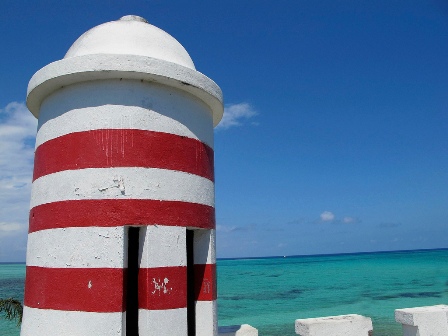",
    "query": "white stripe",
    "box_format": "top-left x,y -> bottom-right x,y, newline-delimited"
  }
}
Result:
21,306 -> 125,336
26,227 -> 126,268
139,226 -> 186,268
139,308 -> 187,336
194,229 -> 216,265
36,79 -> 214,148
30,167 -> 215,209
196,300 -> 218,336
